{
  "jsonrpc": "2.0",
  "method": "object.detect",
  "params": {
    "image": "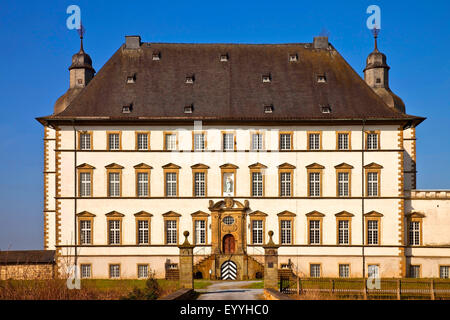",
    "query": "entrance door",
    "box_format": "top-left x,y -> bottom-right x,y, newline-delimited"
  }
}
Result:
221,260 -> 237,280
223,234 -> 235,254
